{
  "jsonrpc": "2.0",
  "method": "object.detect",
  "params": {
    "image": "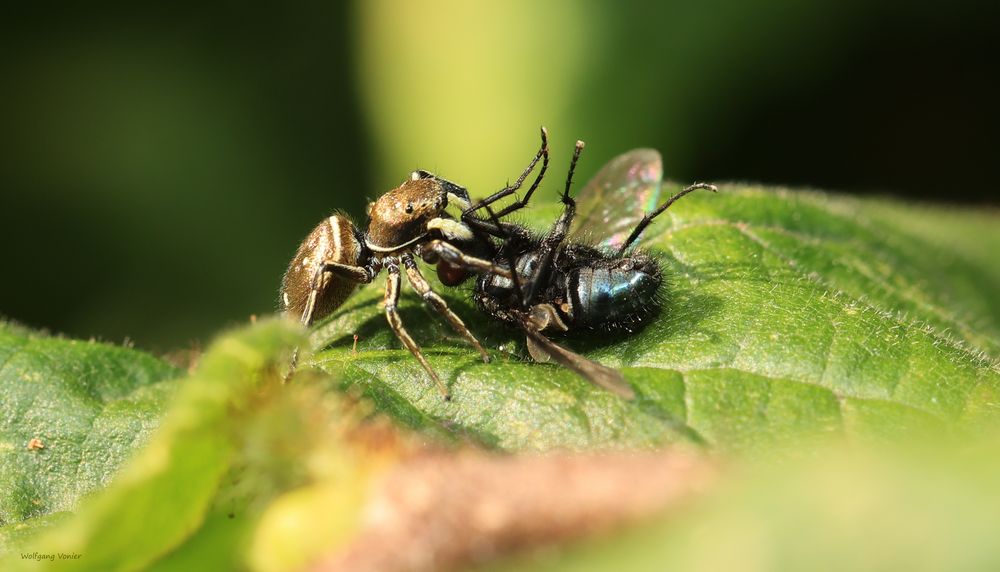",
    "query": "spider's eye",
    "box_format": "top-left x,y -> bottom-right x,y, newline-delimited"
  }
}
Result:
405,203 -> 414,214
410,169 -> 434,181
